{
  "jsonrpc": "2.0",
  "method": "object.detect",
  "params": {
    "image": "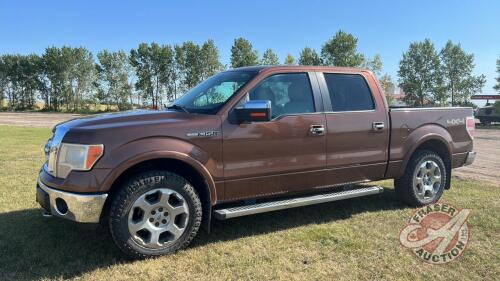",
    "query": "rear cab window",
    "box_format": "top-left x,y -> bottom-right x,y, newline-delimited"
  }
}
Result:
323,73 -> 375,112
